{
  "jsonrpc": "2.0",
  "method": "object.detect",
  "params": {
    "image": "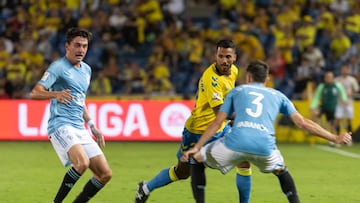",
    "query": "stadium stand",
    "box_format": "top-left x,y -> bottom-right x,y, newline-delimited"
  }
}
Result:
0,0 -> 360,100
